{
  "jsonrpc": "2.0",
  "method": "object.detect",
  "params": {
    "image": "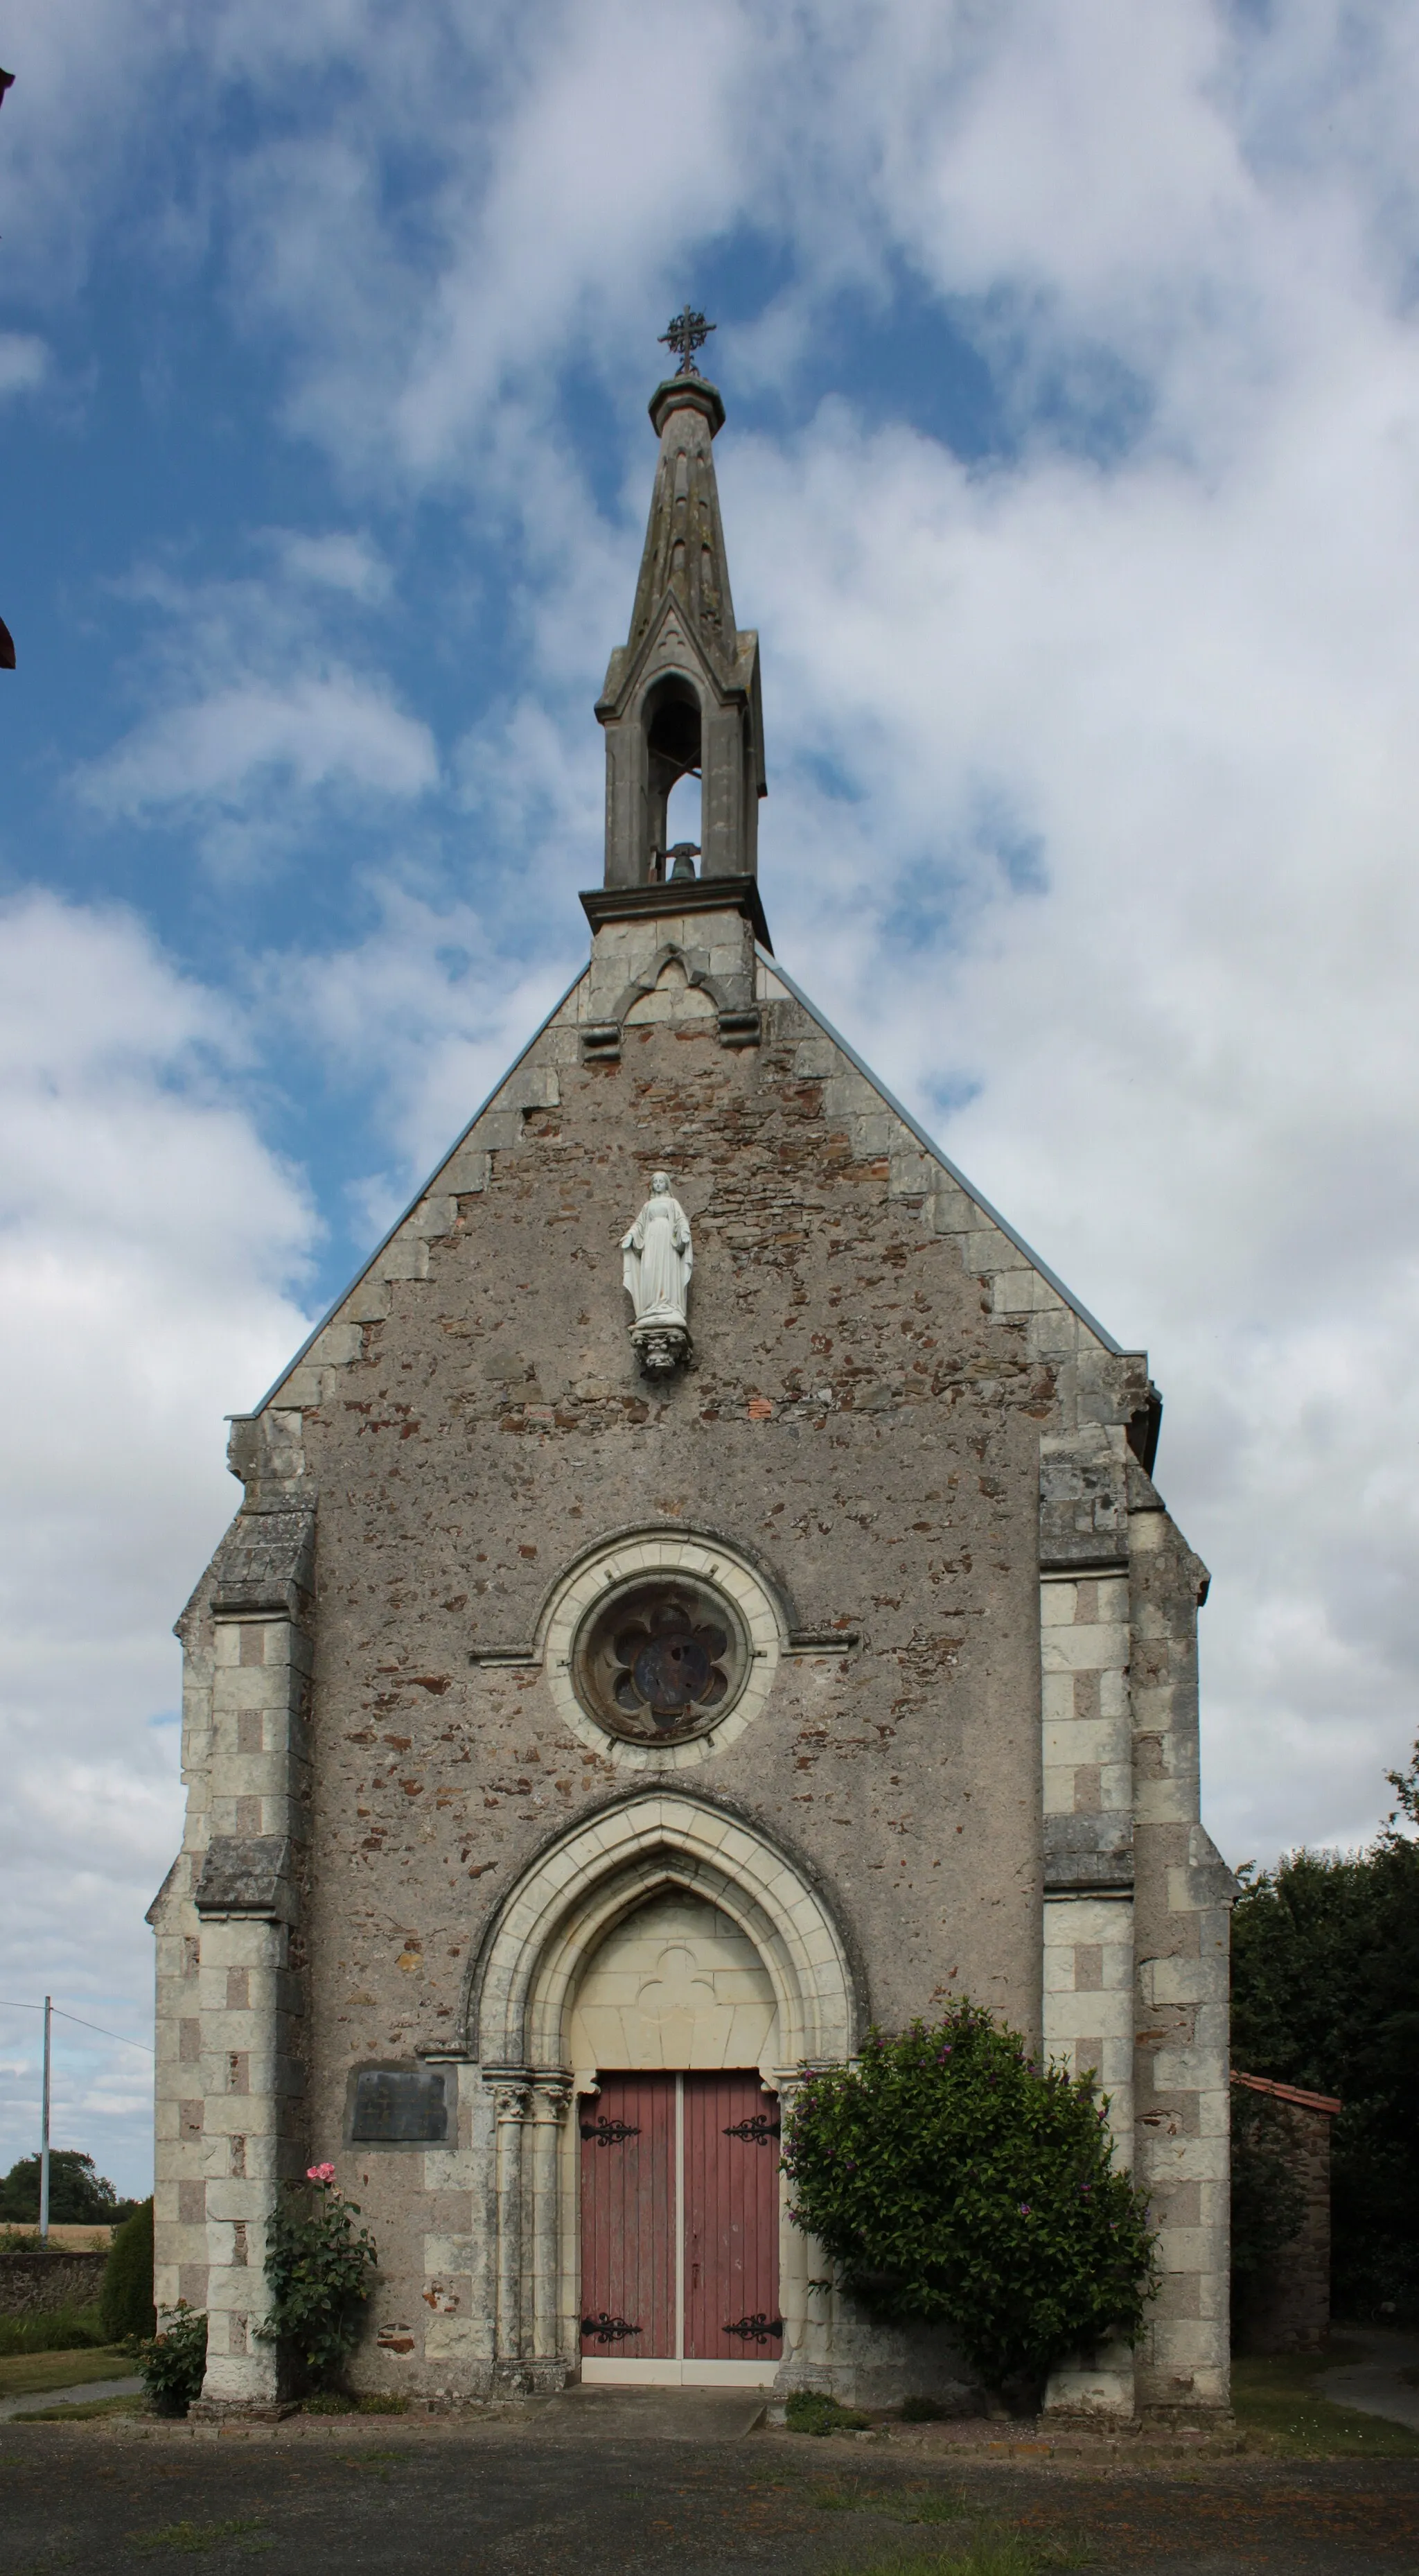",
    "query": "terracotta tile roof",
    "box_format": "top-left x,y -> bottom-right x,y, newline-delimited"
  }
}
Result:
1231,2068 -> 1341,2117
